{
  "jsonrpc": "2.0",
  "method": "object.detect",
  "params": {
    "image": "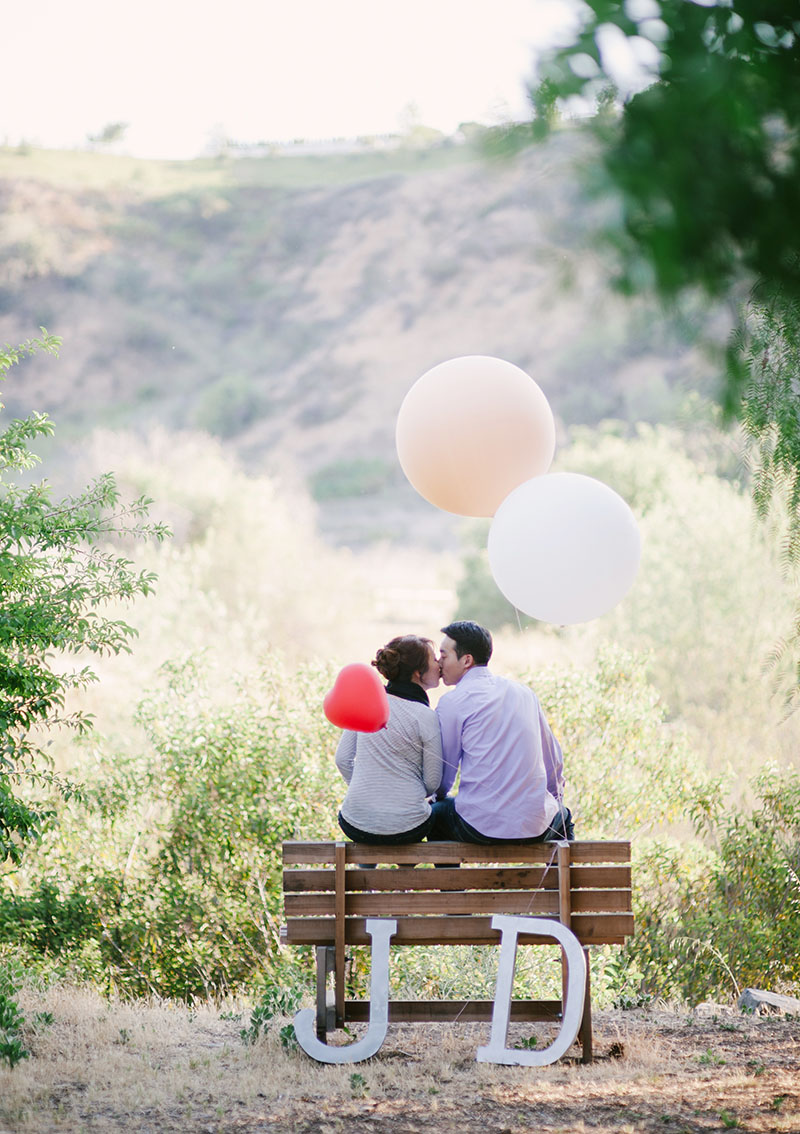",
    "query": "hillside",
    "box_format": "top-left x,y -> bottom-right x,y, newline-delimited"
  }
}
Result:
0,135 -> 716,547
